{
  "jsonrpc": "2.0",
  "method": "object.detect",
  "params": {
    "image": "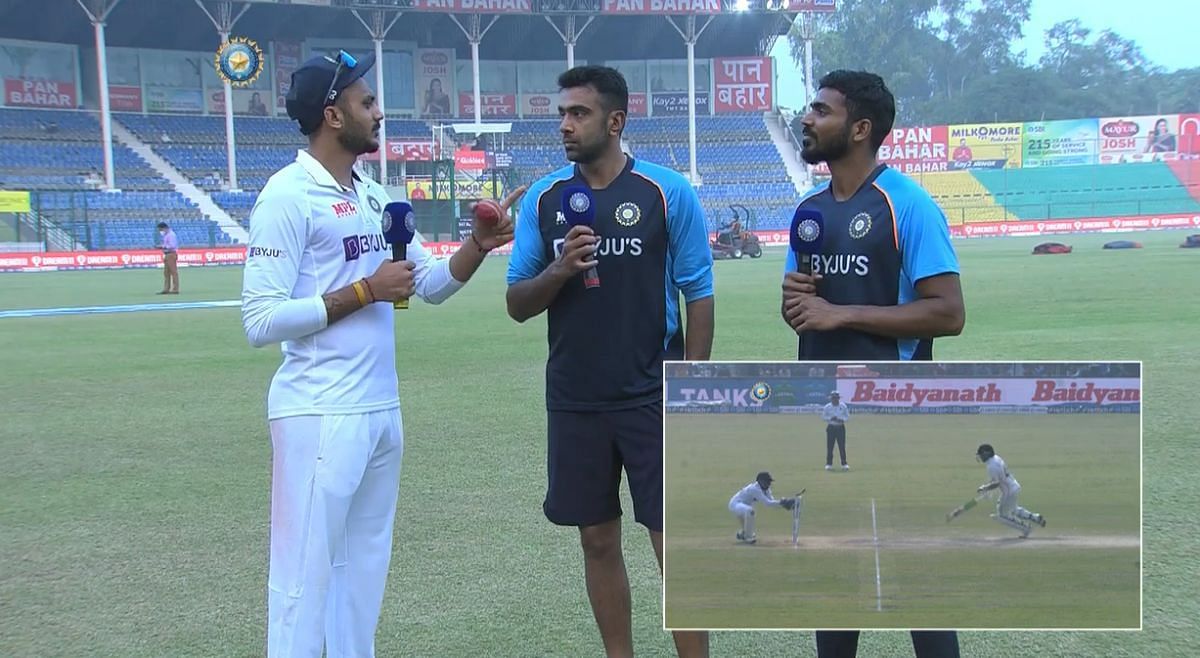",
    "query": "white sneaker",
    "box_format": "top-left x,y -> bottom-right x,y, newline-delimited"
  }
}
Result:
825,465 -> 832,471
842,464 -> 850,471
1021,523 -> 1032,538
